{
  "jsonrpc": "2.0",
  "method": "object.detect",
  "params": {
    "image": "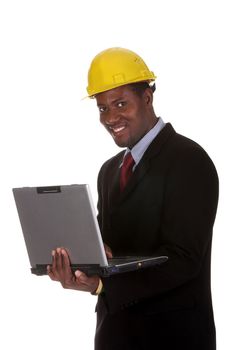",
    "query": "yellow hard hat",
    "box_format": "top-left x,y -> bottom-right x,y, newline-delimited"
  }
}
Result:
86,47 -> 156,97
